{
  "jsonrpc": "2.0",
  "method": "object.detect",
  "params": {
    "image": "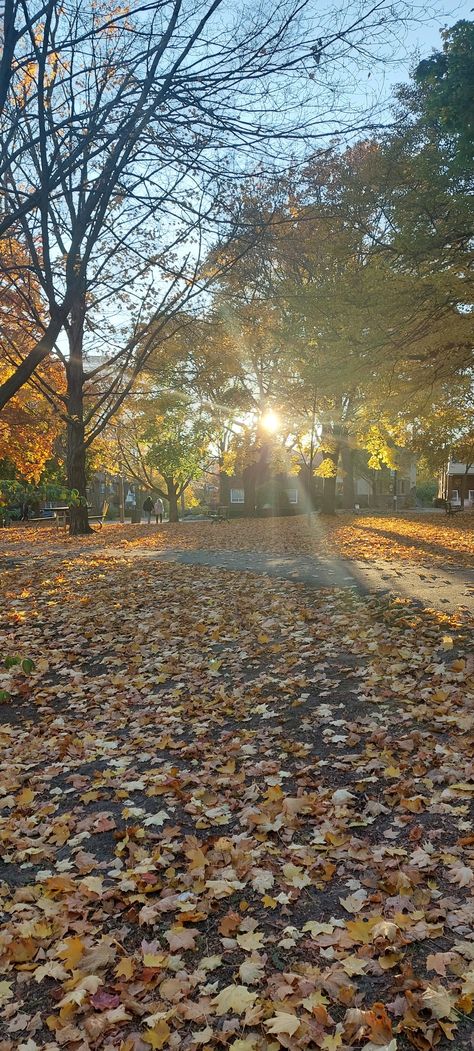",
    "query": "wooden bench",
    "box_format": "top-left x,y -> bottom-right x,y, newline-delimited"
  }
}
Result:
88,500 -> 109,529
445,501 -> 464,515
55,501 -> 108,529
208,505 -> 230,523
27,512 -> 58,526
